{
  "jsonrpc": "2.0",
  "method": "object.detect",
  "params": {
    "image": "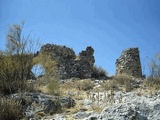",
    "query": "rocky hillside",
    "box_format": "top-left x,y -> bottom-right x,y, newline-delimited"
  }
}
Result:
16,76 -> 160,120
1,45 -> 160,120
